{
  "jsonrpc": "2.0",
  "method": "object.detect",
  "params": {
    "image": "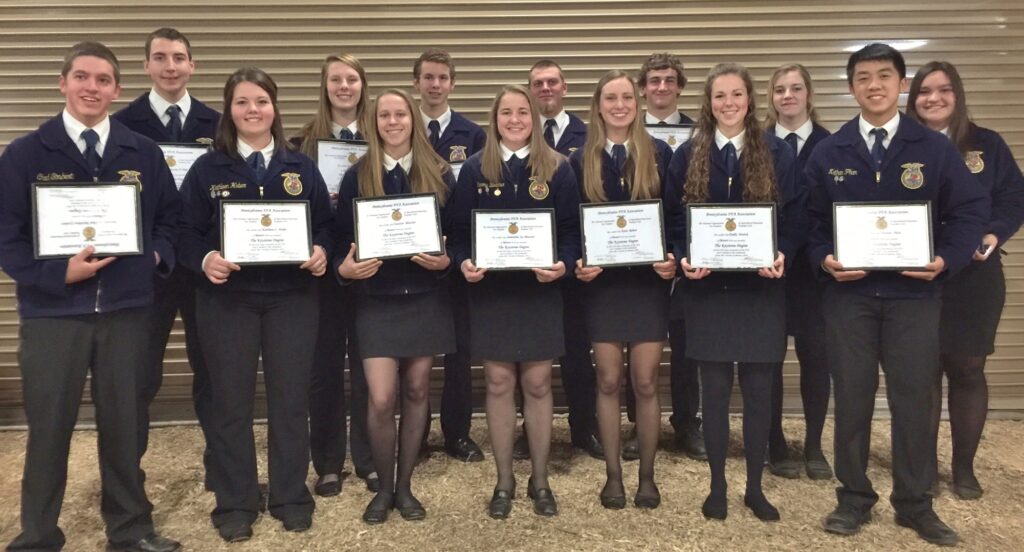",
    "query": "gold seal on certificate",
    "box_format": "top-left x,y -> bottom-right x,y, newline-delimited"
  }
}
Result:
316,139 -> 369,198
32,182 -> 143,259
833,201 -> 933,270
644,124 -> 692,152
581,200 -> 666,267
158,143 -> 208,190
221,200 -> 313,265
472,209 -> 557,270
353,193 -> 444,261
687,203 -> 777,271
